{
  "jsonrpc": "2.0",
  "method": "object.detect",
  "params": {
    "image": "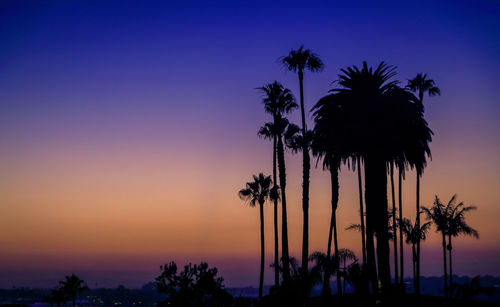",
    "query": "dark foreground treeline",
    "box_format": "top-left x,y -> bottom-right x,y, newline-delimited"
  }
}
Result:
1,275 -> 498,307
